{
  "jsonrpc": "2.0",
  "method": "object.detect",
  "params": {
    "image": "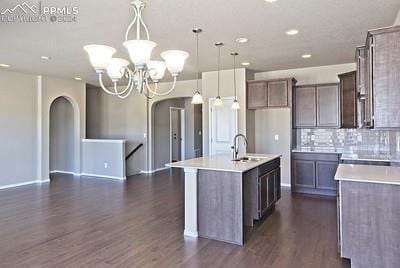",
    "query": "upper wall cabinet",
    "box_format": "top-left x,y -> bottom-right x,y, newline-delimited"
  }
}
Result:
368,26 -> 400,128
294,84 -> 340,128
338,71 -> 357,129
247,78 -> 296,109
